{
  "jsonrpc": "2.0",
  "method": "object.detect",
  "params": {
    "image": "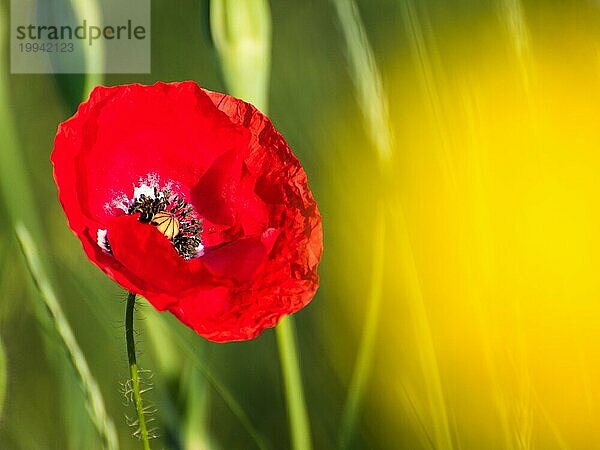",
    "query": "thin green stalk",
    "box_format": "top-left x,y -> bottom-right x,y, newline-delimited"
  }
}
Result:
15,224 -> 119,450
125,293 -> 151,450
210,2 -> 312,449
338,203 -> 385,449
59,260 -> 270,450
276,317 -> 312,450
